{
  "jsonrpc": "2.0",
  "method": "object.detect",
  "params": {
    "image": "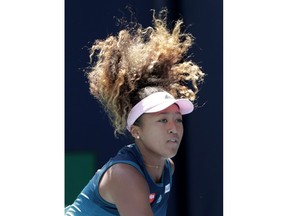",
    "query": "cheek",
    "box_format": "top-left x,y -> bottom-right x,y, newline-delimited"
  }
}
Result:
179,125 -> 184,135
143,126 -> 161,137
174,124 -> 184,140
140,126 -> 163,141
